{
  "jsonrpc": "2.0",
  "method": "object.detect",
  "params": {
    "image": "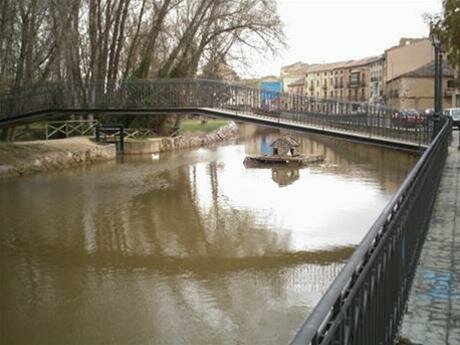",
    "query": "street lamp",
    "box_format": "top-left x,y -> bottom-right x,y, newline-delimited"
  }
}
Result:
430,22 -> 443,138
